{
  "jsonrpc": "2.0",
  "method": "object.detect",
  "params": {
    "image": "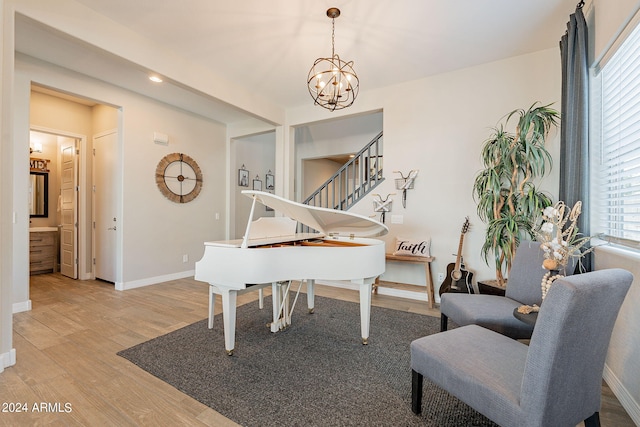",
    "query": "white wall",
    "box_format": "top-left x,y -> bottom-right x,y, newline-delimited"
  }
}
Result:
302,158 -> 343,200
12,57 -> 32,310
233,132 -> 276,239
595,246 -> 640,424
14,54 -> 228,298
11,0 -> 283,126
295,112 -> 383,160
288,48 -> 562,290
295,112 -> 383,201
119,95 -> 226,286
1,0 -> 17,371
